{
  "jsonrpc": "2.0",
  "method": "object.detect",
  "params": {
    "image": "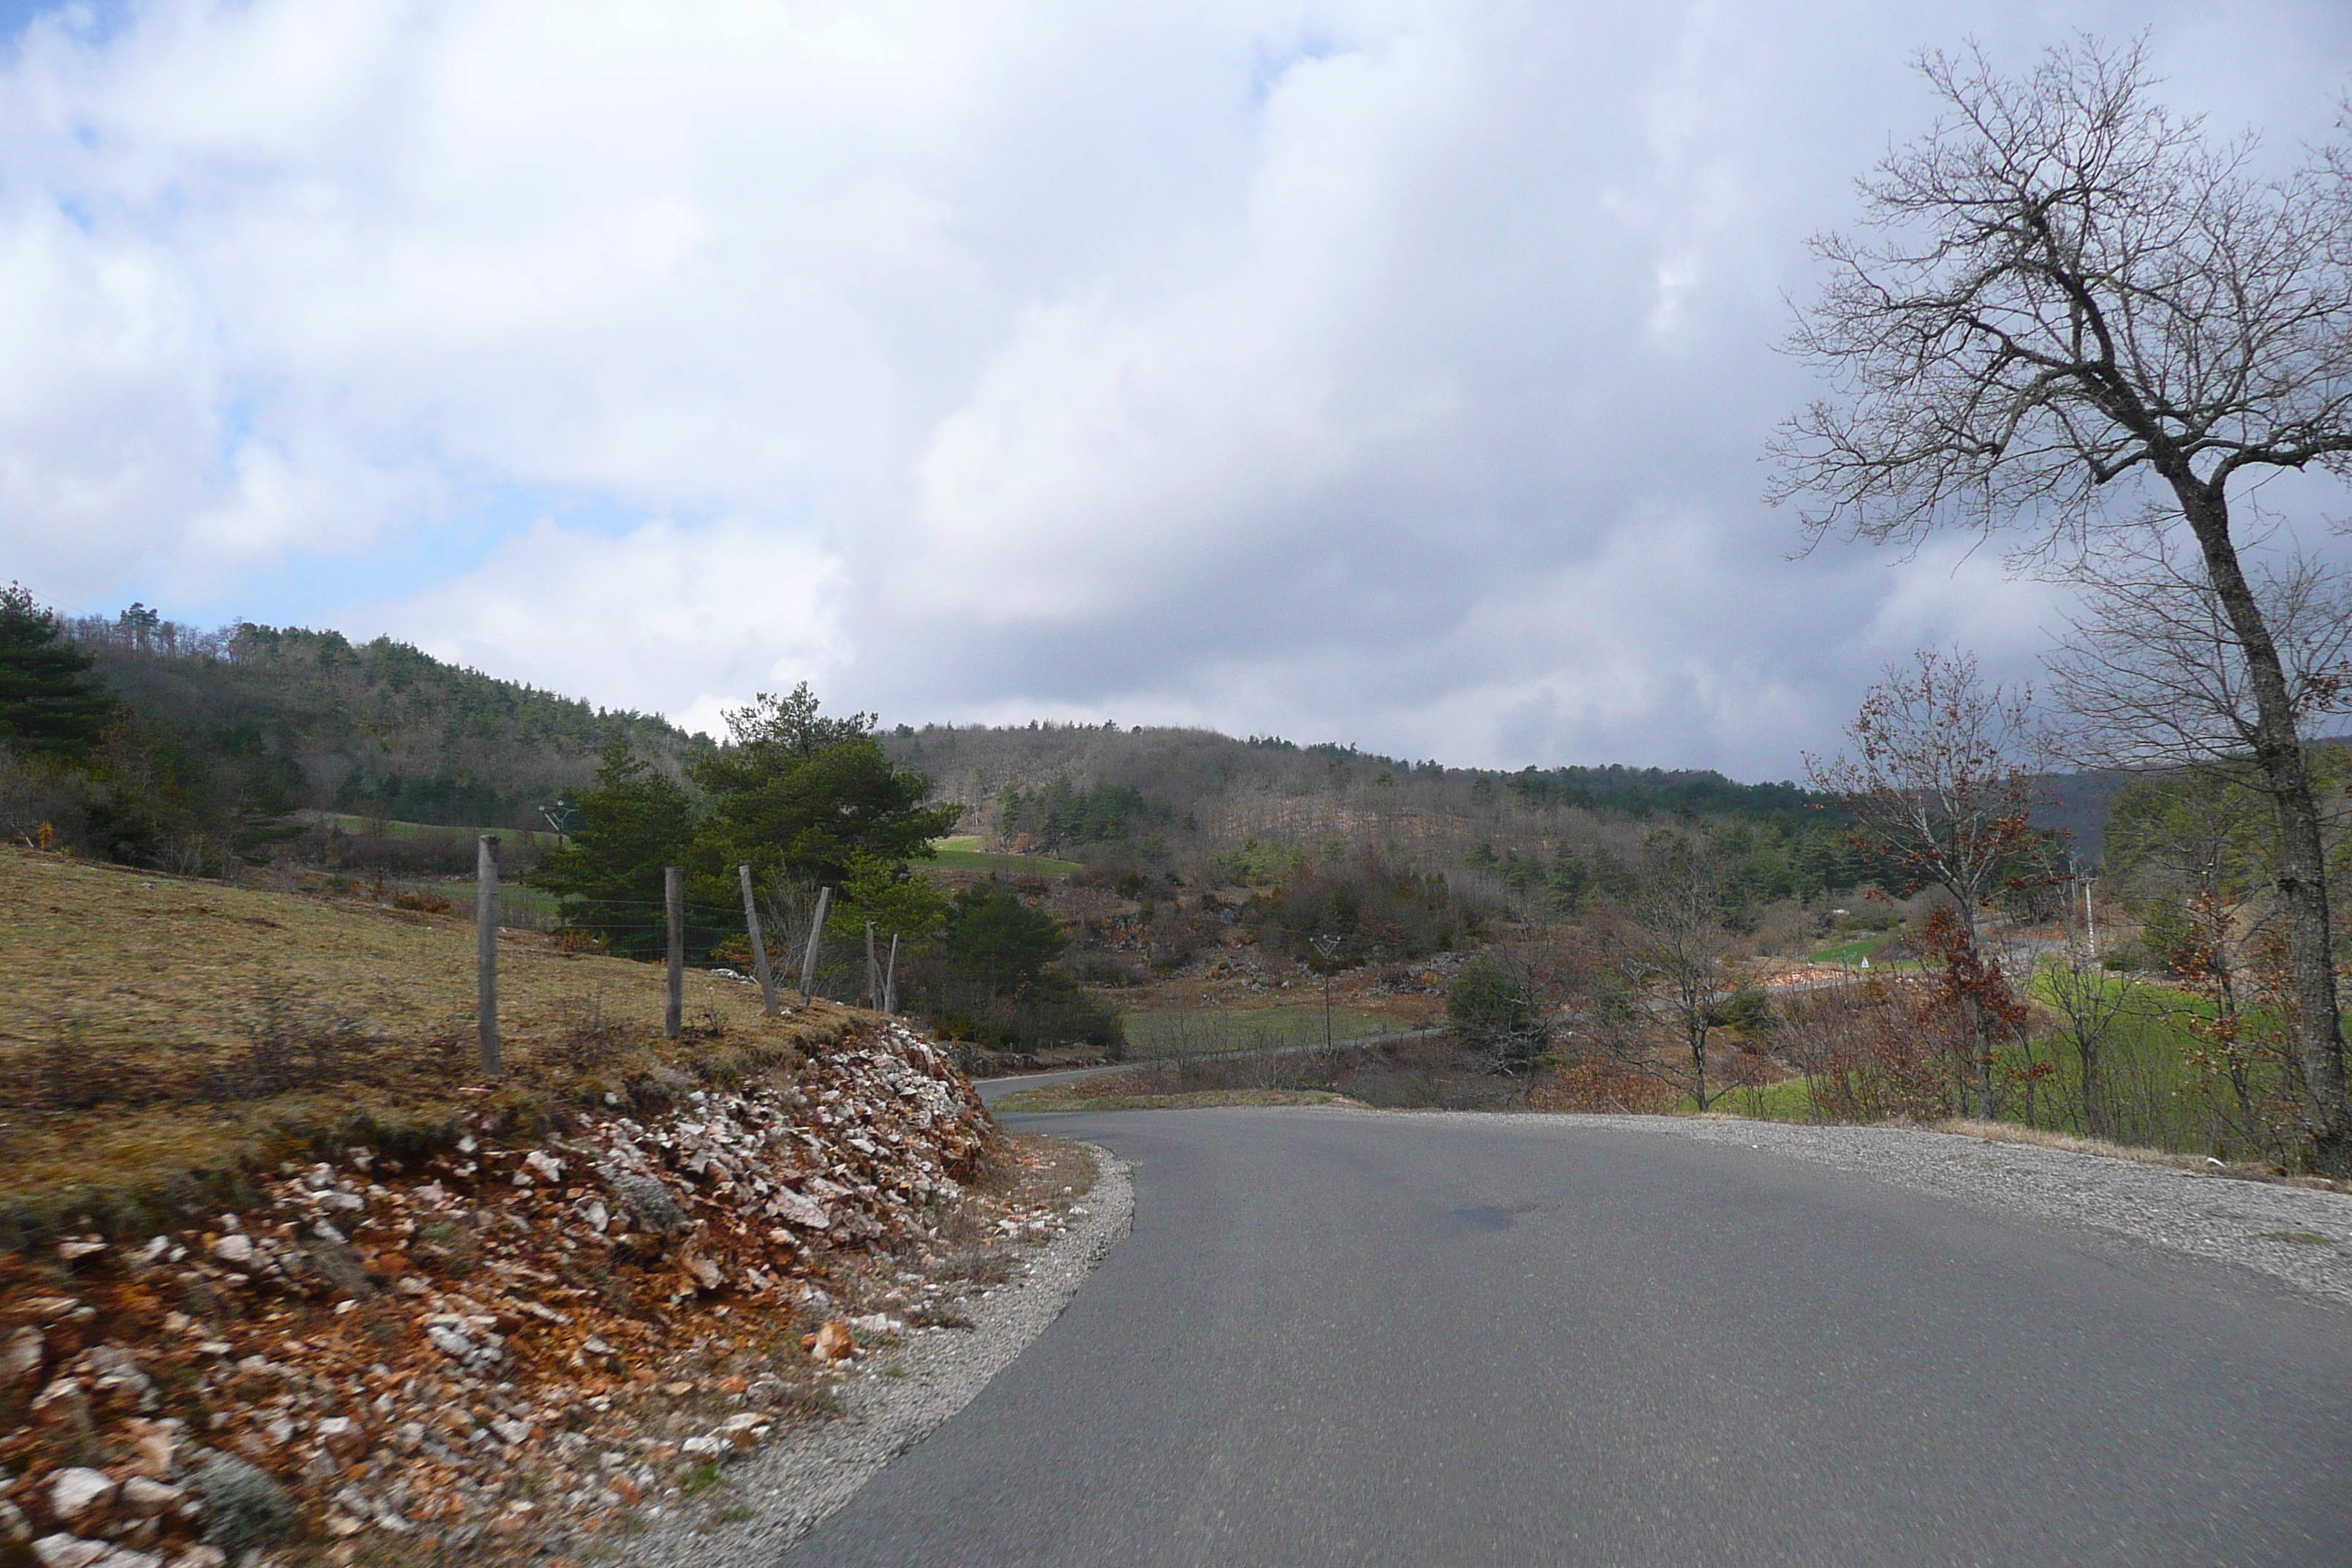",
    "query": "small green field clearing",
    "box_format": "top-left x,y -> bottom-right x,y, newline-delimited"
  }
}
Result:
922,837 -> 1086,875
1122,1005 -> 1409,1058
